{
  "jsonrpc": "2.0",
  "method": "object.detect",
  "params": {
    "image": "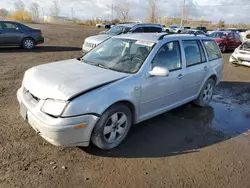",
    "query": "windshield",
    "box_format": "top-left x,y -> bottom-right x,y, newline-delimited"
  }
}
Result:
105,26 -> 131,35
209,32 -> 227,38
81,38 -> 155,74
